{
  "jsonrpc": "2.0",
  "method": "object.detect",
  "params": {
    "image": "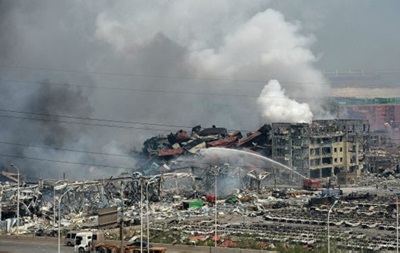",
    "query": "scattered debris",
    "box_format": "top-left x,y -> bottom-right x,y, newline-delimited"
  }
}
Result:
1,120 -> 400,252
